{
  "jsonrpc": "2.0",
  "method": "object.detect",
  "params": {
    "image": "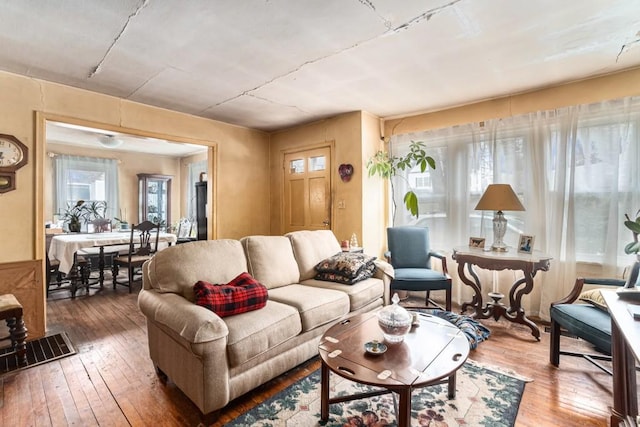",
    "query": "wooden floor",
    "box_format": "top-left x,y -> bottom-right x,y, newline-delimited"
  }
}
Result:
0,288 -> 627,426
